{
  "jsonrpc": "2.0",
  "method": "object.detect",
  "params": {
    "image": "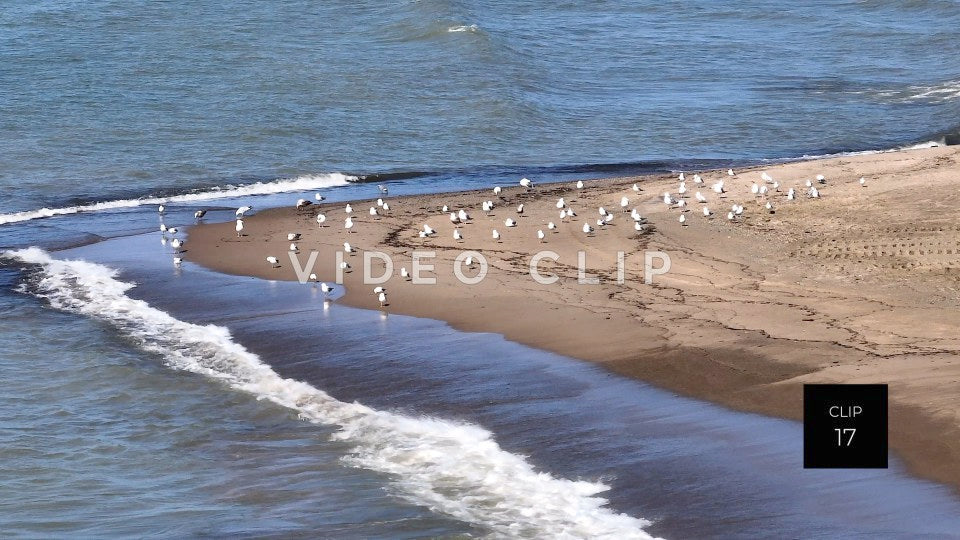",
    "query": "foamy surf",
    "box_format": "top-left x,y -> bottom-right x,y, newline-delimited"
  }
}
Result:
0,173 -> 355,226
3,247 -> 658,540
